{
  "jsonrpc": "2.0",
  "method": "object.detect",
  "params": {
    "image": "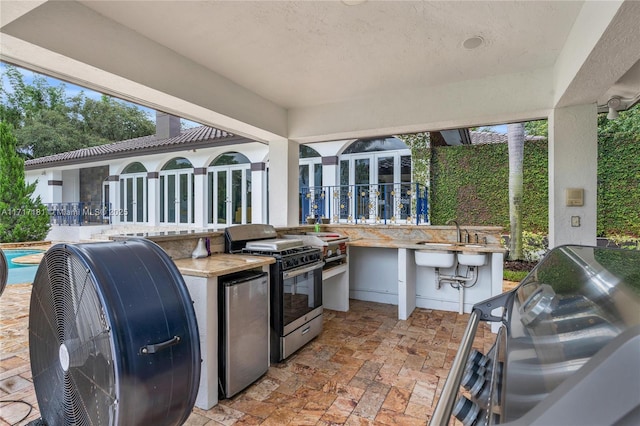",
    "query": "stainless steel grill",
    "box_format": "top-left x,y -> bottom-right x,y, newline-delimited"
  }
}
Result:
431,245 -> 640,426
225,224 -> 324,363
